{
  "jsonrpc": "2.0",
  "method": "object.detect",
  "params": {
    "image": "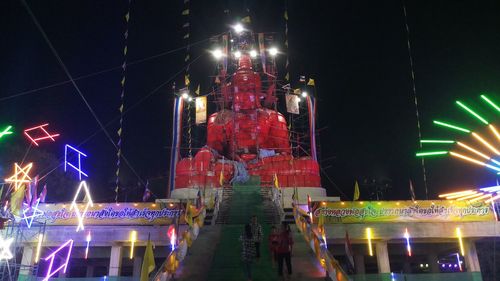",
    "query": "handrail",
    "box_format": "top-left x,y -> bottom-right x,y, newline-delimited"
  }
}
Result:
293,205 -> 351,281
271,187 -> 285,222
